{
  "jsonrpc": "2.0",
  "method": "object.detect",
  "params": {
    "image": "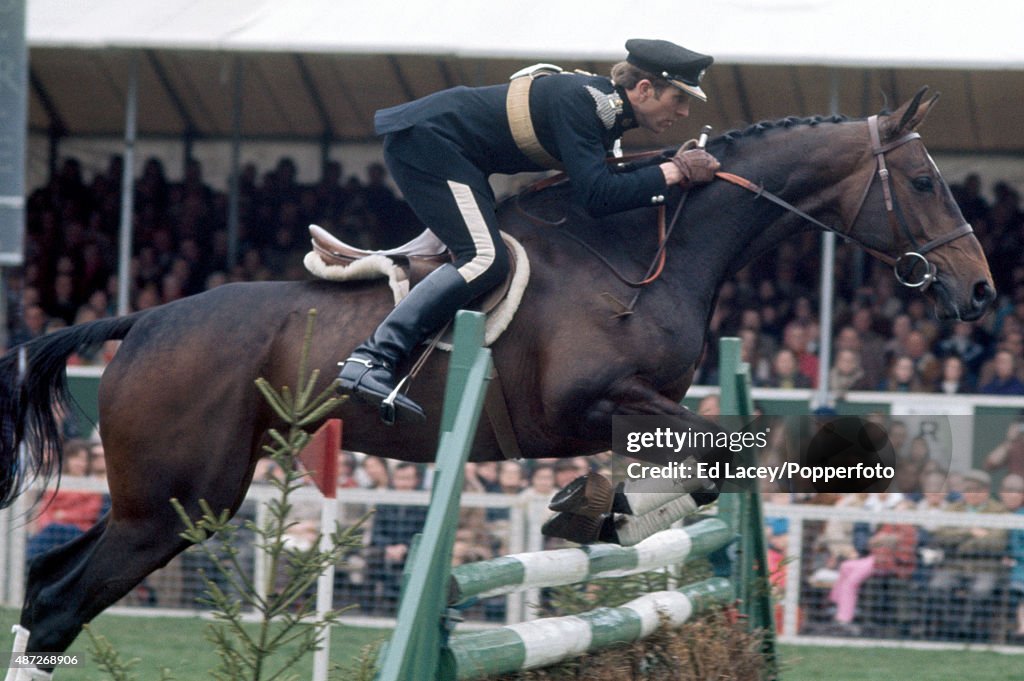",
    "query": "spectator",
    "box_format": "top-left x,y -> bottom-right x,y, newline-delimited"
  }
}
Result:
829,348 -> 869,398
892,458 -> 924,497
934,355 -> 974,394
827,502 -> 918,636
553,457 -> 591,490
979,350 -> 1024,395
813,493 -> 868,587
470,461 -> 502,493
902,436 -> 929,467
520,463 -> 557,507
904,330 -> 942,388
1002,473 -> 1024,639
849,309 -> 888,388
765,348 -> 812,389
9,304 -> 49,346
983,419 -> 1024,478
27,440 -> 104,561
356,455 -> 391,489
923,469 -> 1008,641
739,327 -> 773,386
877,355 -> 926,393
336,451 -> 360,490
366,462 -> 428,614
488,461 -> 527,522
780,322 -> 818,387
936,321 -> 986,381
497,461 -> 526,495
883,314 -> 913,365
